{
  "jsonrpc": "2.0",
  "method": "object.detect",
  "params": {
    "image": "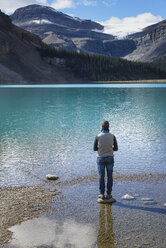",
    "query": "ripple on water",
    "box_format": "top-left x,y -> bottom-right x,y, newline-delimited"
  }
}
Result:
0,86 -> 166,187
